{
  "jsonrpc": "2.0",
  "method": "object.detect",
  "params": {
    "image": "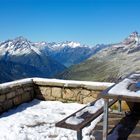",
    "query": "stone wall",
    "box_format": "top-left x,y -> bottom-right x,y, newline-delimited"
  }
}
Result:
0,78 -> 114,114
0,79 -> 34,113
33,78 -> 114,104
